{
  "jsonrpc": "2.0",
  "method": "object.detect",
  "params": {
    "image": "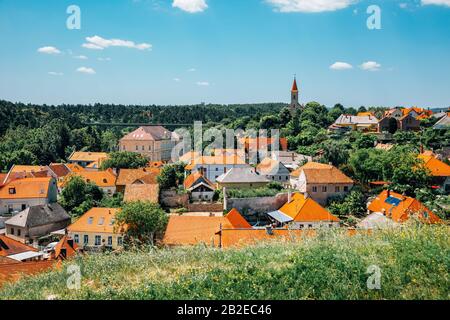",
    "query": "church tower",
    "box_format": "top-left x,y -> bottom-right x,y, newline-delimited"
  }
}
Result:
290,77 -> 300,111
